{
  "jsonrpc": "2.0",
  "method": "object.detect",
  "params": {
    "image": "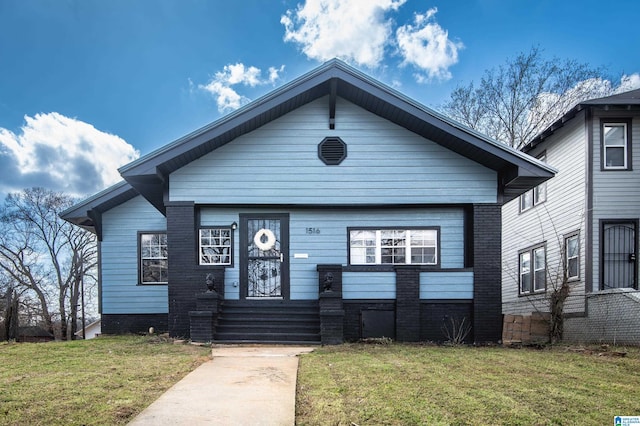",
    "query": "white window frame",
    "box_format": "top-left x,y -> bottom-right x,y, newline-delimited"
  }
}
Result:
140,232 -> 168,284
603,122 -> 628,170
519,244 -> 546,295
349,228 -> 439,266
520,152 -> 547,212
199,227 -> 233,266
565,233 -> 580,281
